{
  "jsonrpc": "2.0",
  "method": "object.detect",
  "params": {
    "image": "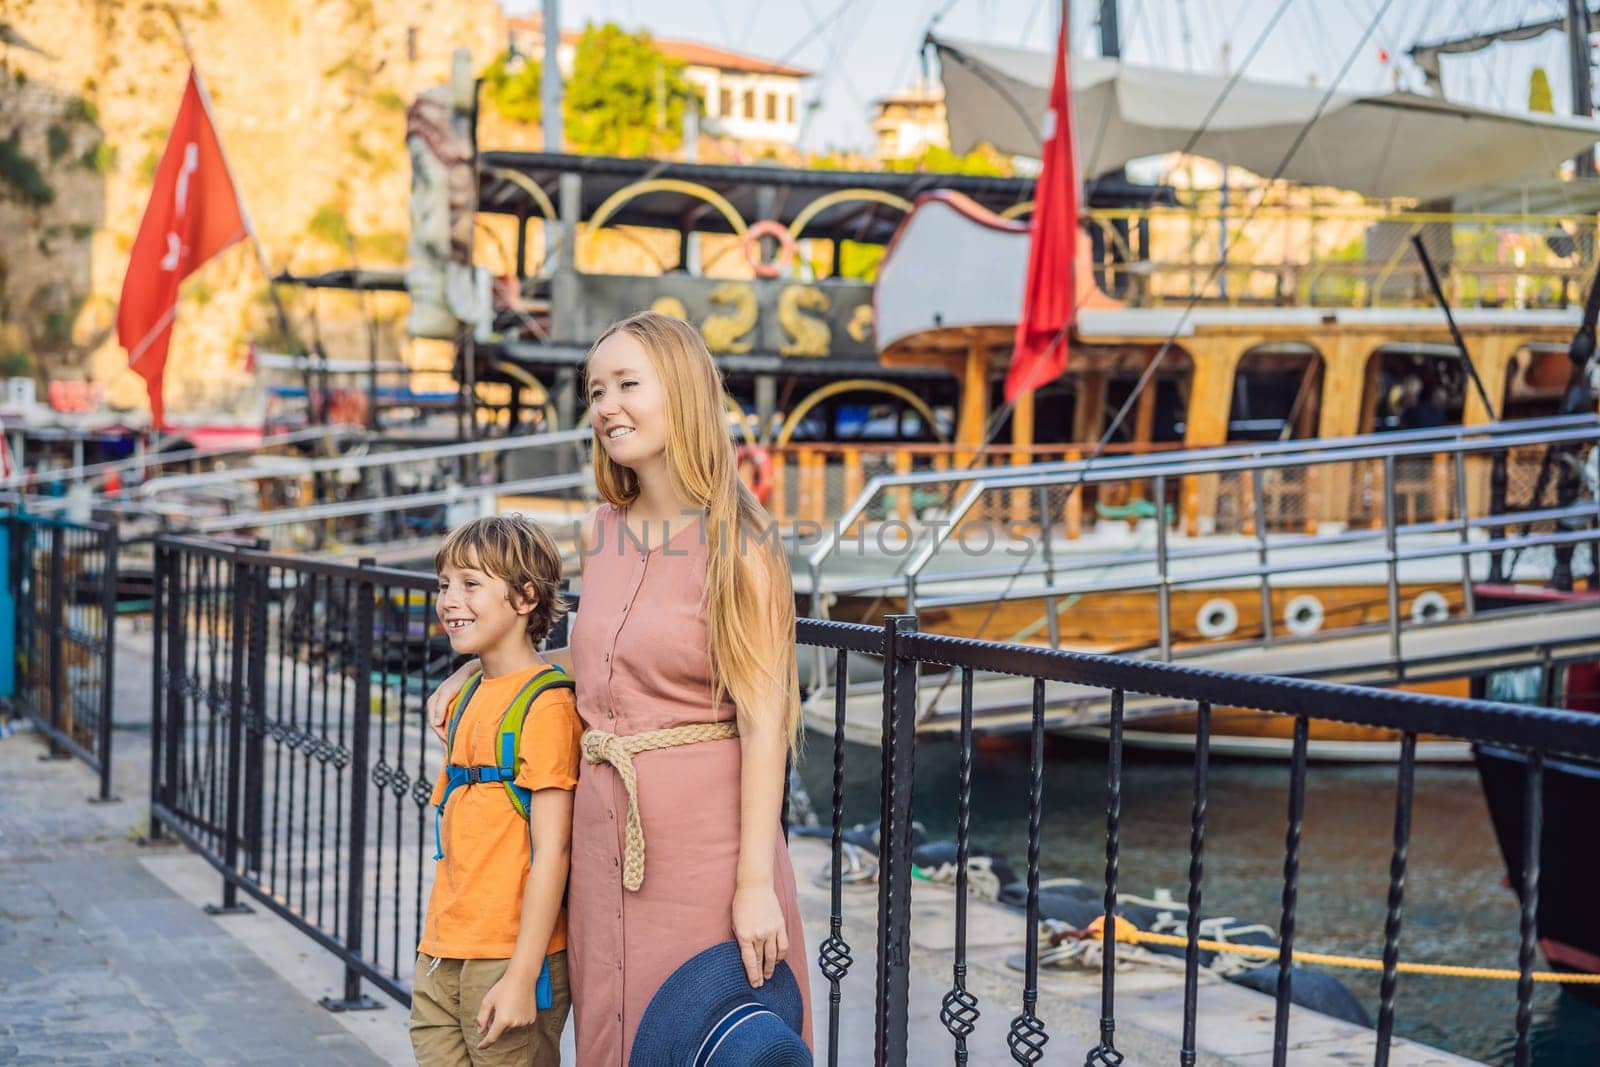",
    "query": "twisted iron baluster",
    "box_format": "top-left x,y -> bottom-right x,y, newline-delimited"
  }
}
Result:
1514,751 -> 1544,1067
1272,715 -> 1309,1067
1180,701 -> 1210,1067
820,648 -> 853,1067
1007,678 -> 1048,1064
1374,731 -> 1416,1066
1086,688 -> 1125,1066
941,667 -> 979,1062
